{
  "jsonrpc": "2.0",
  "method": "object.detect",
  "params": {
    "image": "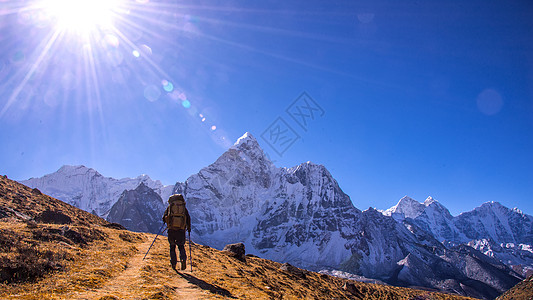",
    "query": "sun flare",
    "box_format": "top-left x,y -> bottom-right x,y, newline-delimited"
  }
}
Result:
41,0 -> 123,34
